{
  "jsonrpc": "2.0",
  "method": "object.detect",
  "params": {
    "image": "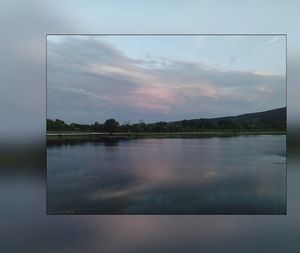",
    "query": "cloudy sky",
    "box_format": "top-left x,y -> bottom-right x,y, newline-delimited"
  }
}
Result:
47,35 -> 285,124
